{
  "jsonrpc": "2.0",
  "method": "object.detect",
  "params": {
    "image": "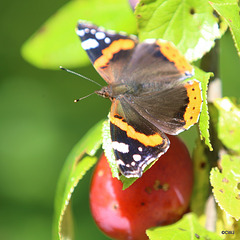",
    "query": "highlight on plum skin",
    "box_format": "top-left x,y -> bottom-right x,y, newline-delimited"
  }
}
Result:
89,135 -> 194,240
